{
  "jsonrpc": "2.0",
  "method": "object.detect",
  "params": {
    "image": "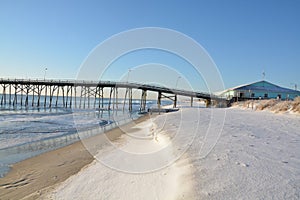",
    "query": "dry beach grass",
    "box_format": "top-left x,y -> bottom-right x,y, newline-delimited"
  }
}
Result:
234,97 -> 300,114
